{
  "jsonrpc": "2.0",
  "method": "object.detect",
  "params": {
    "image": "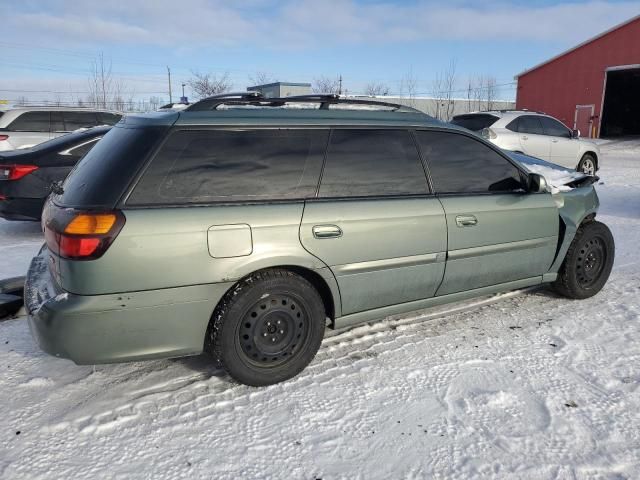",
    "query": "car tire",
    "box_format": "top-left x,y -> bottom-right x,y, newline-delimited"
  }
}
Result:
207,269 -> 326,386
0,276 -> 26,297
577,153 -> 597,175
0,294 -> 23,320
552,220 -> 614,299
